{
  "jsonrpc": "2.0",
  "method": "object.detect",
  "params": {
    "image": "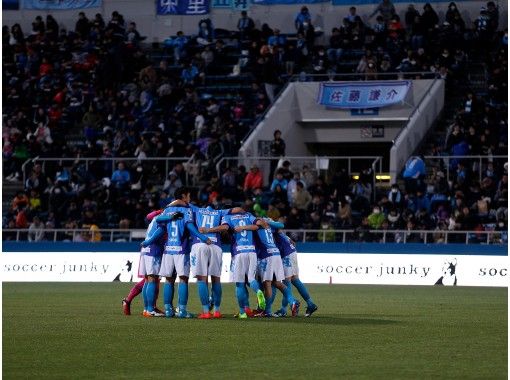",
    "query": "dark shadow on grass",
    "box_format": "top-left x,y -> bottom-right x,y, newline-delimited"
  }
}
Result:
211,315 -> 400,326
